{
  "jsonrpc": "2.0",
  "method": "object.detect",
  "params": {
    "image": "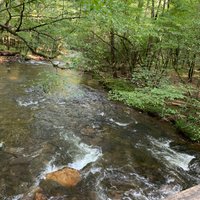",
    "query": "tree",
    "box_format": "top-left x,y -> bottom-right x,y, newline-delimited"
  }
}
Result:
0,0 -> 81,58
65,0 -> 200,81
